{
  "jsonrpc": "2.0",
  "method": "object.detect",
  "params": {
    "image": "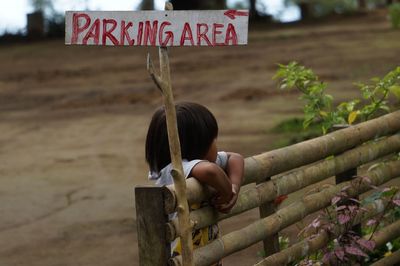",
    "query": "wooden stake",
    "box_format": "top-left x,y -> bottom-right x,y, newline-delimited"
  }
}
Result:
147,2 -> 194,266
258,201 -> 280,257
135,186 -> 171,265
